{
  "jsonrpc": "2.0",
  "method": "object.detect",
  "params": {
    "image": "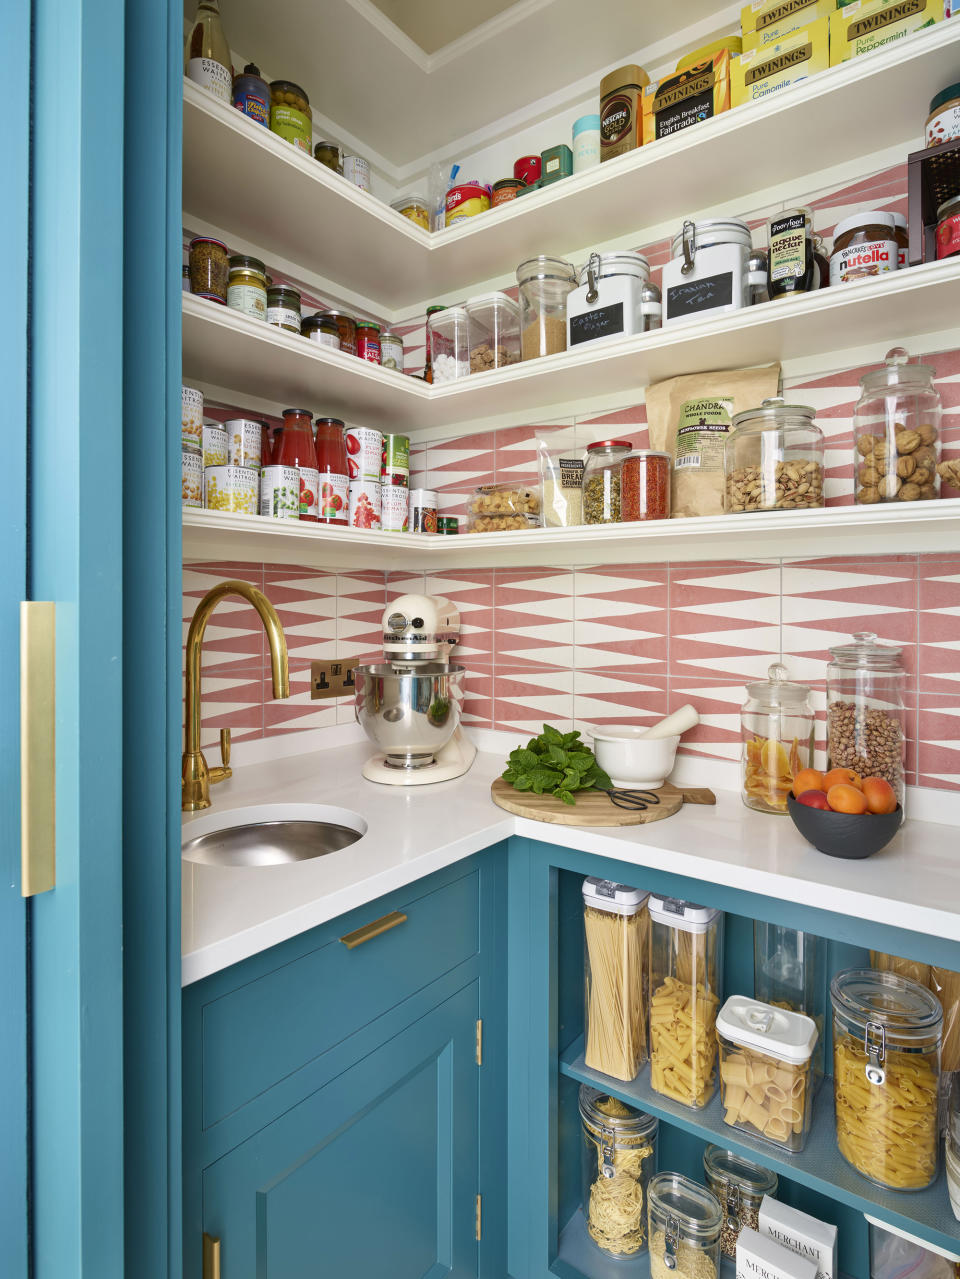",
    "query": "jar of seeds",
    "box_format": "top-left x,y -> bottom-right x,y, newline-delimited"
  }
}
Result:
826,632 -> 907,813
582,439 -> 631,524
702,1147 -> 778,1260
